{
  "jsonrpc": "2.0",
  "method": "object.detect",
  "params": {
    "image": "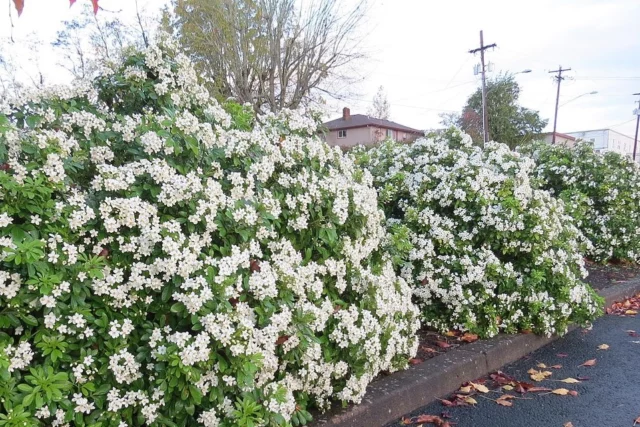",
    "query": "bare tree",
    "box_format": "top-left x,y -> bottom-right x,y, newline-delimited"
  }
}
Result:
0,33 -> 46,98
168,0 -> 368,112
52,3 -> 154,80
368,85 -> 390,120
